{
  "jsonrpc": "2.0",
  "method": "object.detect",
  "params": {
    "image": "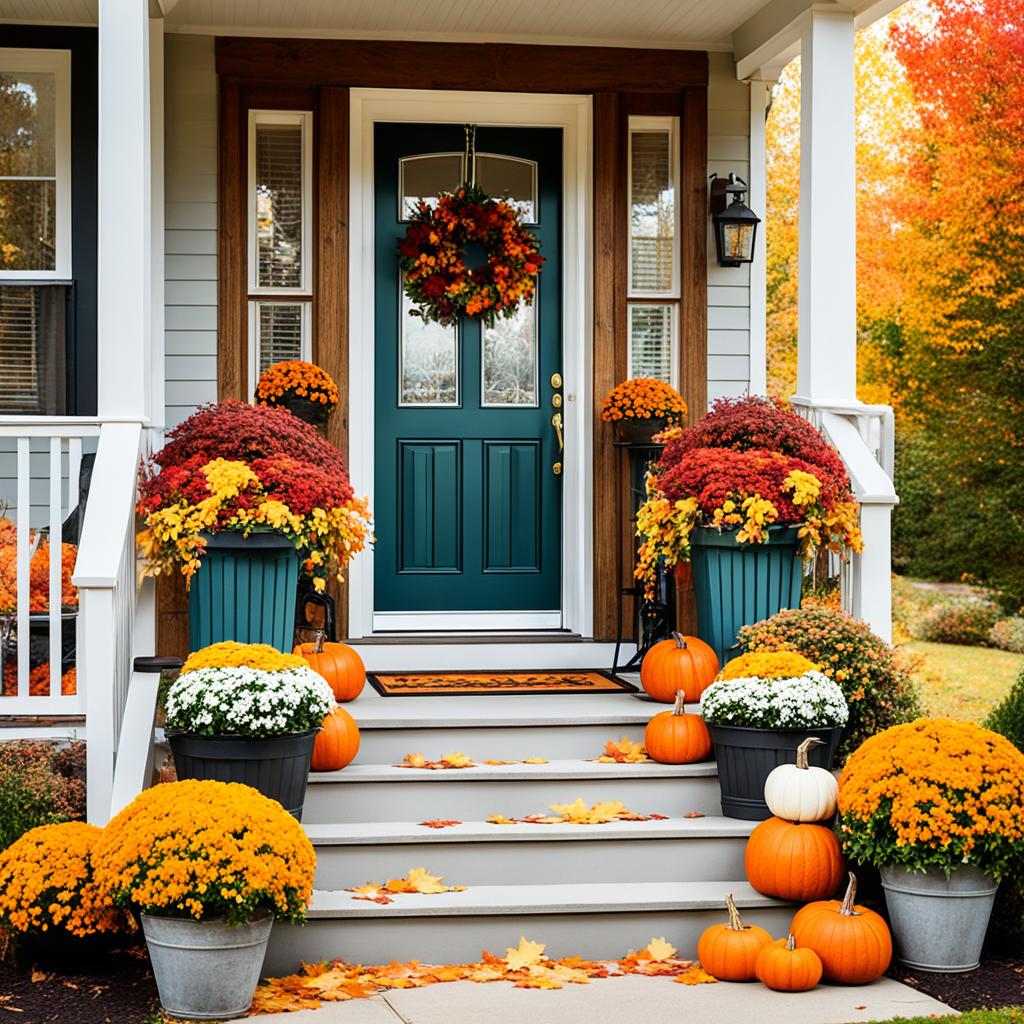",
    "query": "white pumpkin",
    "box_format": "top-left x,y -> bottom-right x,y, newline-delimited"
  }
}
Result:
763,737 -> 839,823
